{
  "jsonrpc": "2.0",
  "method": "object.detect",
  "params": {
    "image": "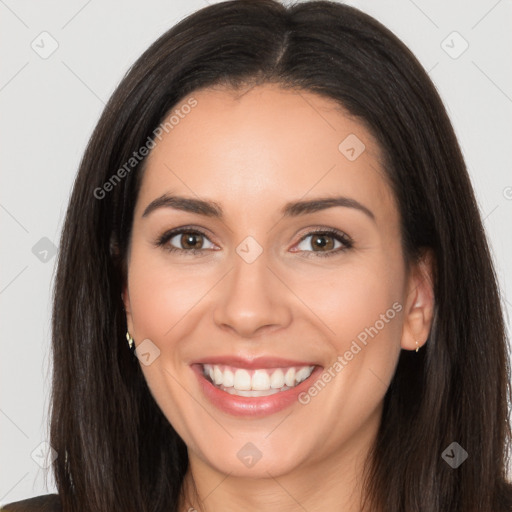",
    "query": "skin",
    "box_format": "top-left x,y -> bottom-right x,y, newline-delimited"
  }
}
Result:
122,83 -> 435,512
